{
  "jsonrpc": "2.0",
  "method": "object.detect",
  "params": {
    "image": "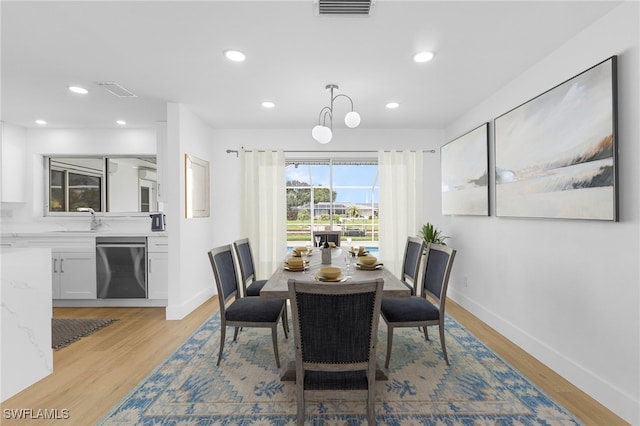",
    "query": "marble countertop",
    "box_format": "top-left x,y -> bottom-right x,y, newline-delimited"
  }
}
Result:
2,230 -> 168,238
